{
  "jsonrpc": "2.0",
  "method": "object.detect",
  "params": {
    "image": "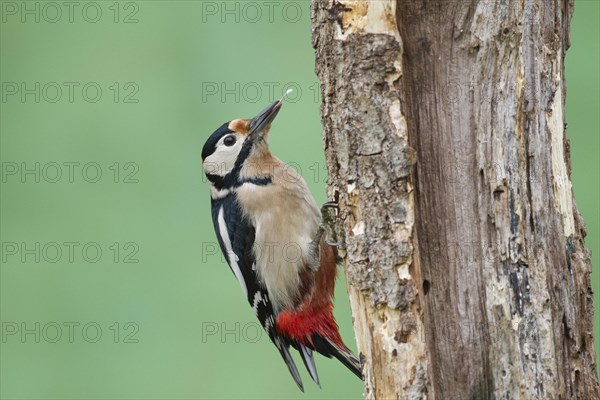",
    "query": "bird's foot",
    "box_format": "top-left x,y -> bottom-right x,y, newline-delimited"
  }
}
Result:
320,201 -> 341,247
